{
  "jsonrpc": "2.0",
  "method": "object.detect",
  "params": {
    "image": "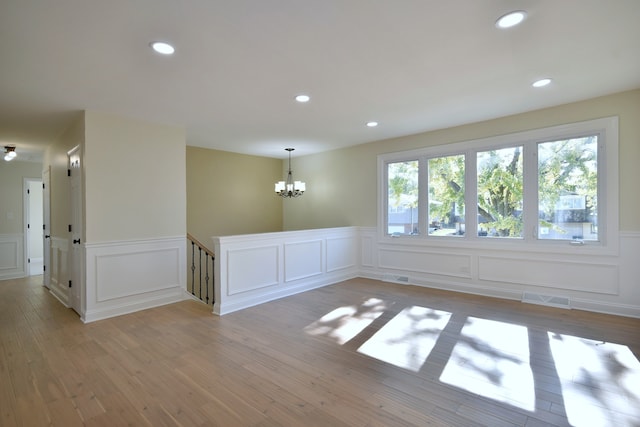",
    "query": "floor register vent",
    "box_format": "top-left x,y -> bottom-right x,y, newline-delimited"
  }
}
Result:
383,274 -> 410,284
522,292 -> 571,309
